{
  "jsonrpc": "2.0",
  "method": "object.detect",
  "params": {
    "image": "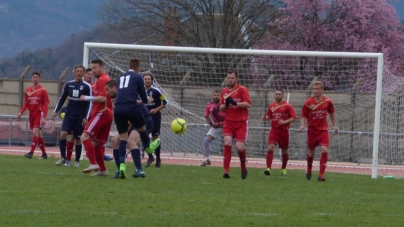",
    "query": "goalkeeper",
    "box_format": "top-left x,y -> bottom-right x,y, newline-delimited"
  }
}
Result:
200,90 -> 225,167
